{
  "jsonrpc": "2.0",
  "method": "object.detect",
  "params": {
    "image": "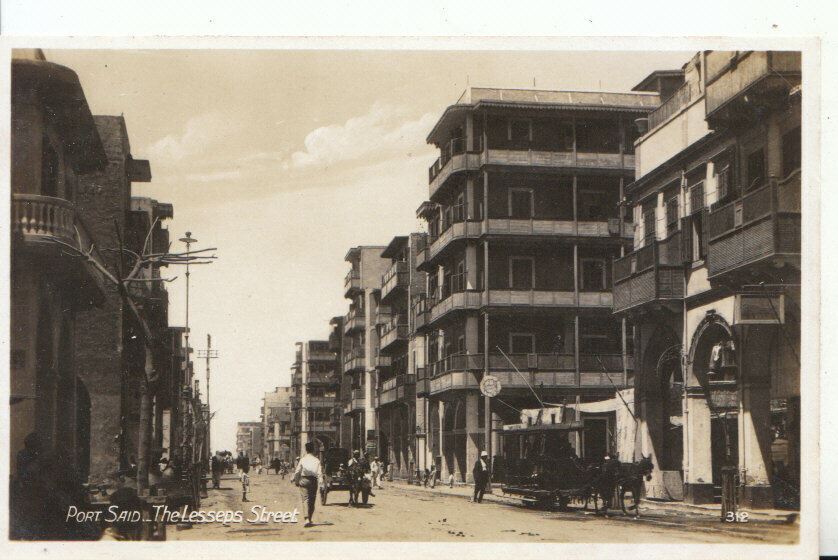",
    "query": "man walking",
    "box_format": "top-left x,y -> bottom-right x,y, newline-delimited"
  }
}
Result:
472,450 -> 491,503
292,442 -> 323,527
370,456 -> 383,489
